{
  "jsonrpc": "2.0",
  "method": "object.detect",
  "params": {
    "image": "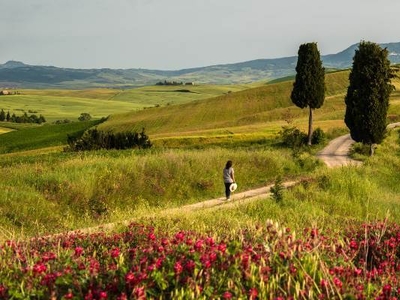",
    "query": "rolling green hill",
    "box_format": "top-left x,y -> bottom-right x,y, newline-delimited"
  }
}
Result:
0,84 -> 254,124
97,70 -> 352,146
